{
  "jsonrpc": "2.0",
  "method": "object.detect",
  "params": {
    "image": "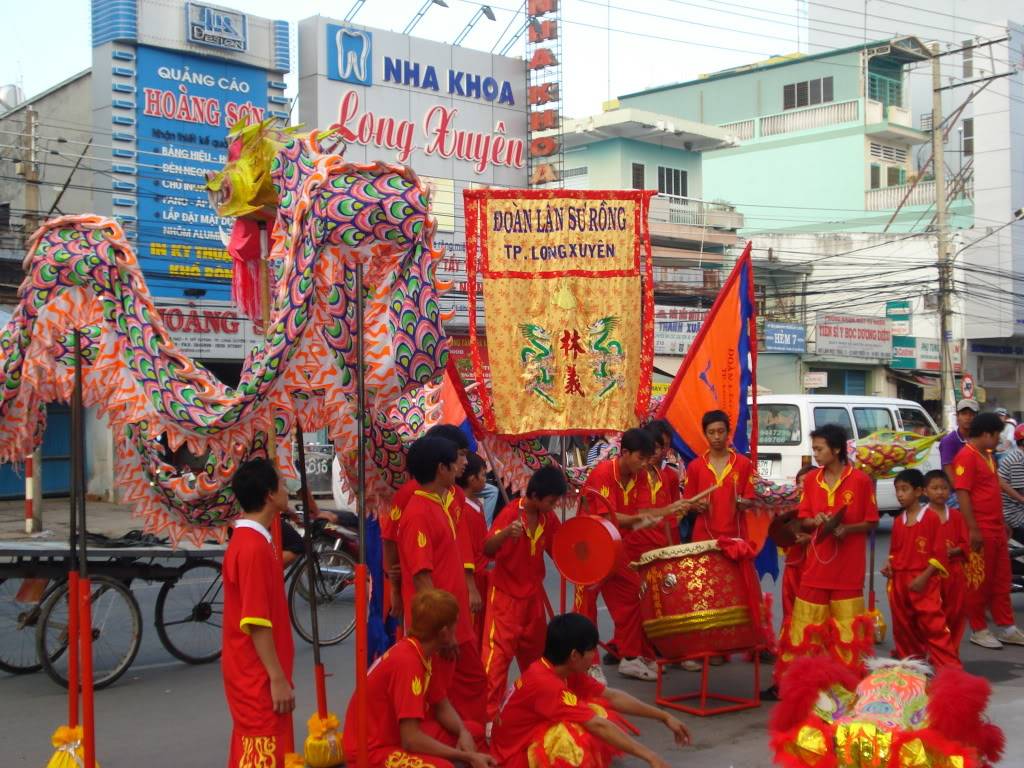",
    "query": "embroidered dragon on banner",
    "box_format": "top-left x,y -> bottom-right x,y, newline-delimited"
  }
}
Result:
0,120 -> 557,544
